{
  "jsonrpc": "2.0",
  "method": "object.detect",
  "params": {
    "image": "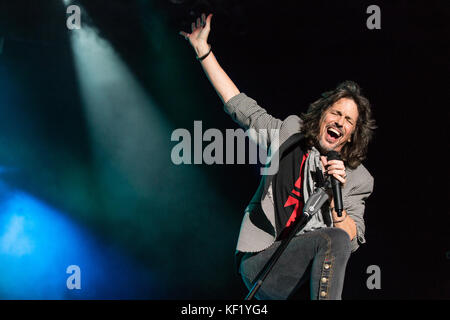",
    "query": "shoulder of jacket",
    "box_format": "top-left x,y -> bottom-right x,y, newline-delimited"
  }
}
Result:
349,164 -> 373,181
282,114 -> 303,127
346,163 -> 374,194
279,115 -> 303,140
